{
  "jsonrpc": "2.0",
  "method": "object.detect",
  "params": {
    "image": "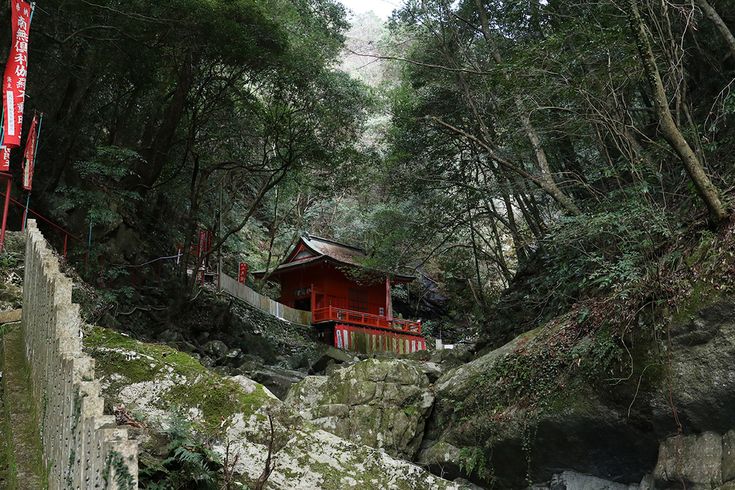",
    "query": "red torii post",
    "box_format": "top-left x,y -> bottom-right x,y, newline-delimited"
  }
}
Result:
0,173 -> 11,252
